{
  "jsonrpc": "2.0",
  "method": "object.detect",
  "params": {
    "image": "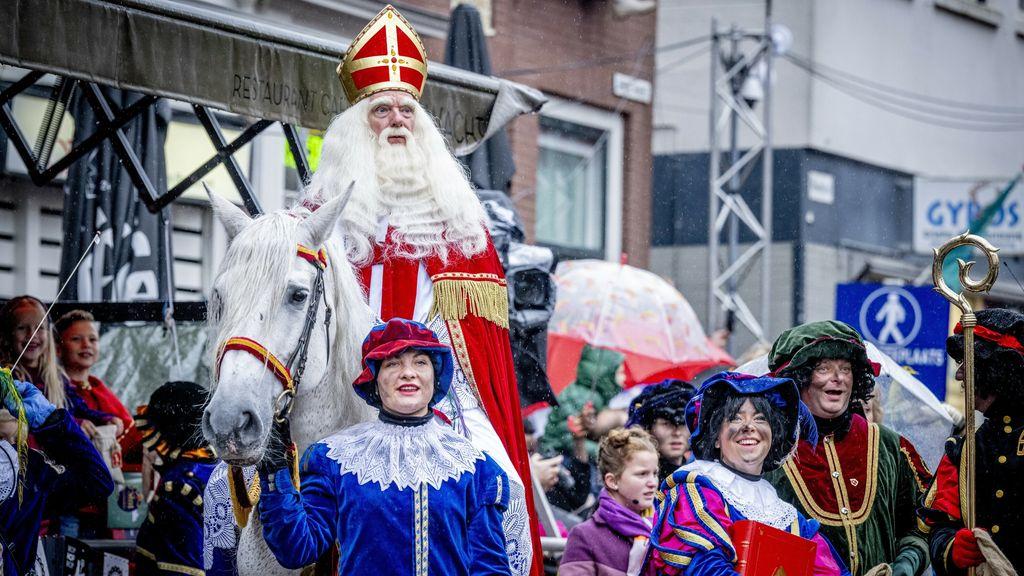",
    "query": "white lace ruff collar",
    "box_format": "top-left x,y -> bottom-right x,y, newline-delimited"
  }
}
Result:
682,460 -> 797,530
323,418 -> 484,491
0,441 -> 17,502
